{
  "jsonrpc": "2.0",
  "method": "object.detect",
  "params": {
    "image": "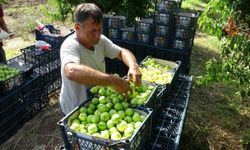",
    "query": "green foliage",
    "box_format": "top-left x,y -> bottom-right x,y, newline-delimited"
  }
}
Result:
197,0 -> 250,98
47,0 -> 74,21
47,0 -> 154,24
242,128 -> 250,145
0,0 -> 7,4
